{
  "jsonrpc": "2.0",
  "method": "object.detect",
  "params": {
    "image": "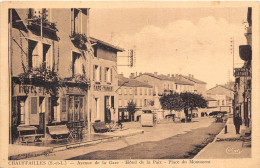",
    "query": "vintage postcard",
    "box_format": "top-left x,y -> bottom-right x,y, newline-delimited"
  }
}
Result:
0,1 -> 259,167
